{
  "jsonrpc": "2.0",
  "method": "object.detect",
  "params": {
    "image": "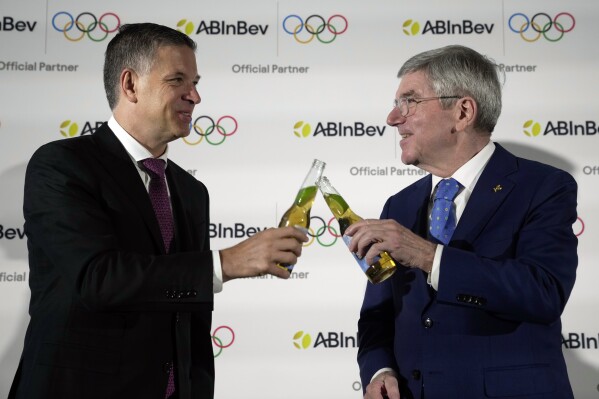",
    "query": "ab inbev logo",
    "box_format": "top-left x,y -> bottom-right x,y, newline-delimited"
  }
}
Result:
176,18 -> 268,36
59,120 -> 105,137
402,18 -> 494,36
523,119 -> 599,137
293,330 -> 357,350
282,14 -> 348,44
183,115 -> 238,146
51,12 -> 120,42
293,120 -> 386,138
209,222 -> 267,239
562,331 -> 599,350
0,16 -> 37,32
508,12 -> 575,43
